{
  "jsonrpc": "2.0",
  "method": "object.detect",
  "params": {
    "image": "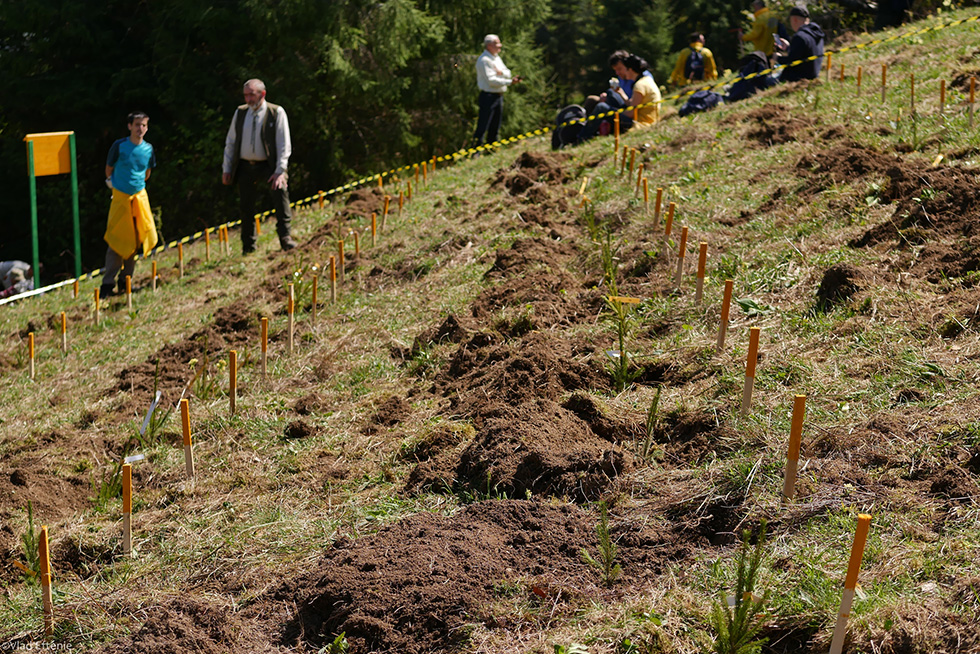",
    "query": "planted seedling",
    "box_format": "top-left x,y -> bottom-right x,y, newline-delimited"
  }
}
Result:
581,501 -> 622,586
709,521 -> 769,654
